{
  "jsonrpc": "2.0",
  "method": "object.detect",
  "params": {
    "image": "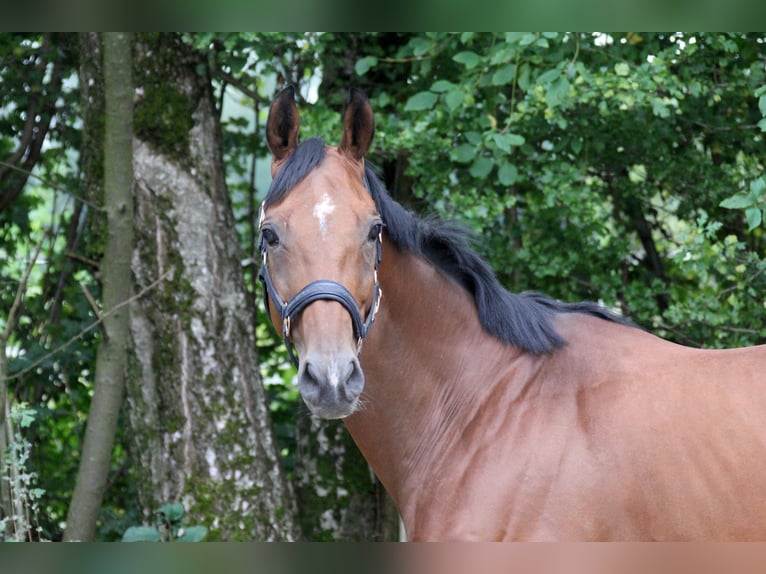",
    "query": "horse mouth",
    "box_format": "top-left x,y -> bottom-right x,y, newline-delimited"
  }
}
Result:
303,396 -> 360,420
